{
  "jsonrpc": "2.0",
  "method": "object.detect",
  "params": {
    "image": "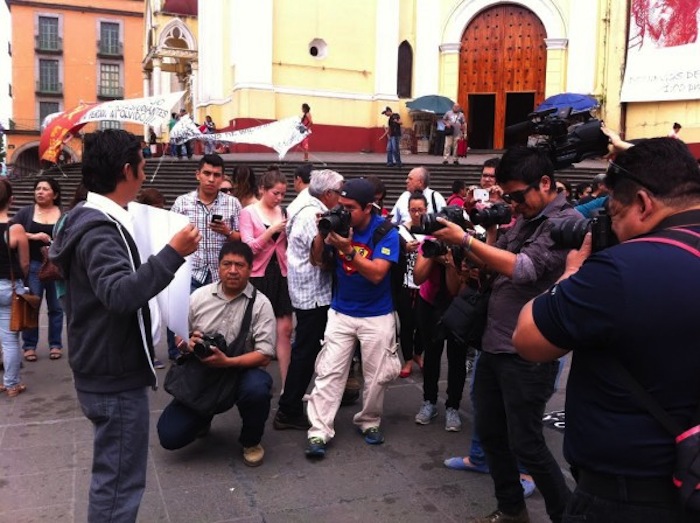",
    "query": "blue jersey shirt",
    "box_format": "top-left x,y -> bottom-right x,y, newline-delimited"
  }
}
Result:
331,214 -> 399,317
